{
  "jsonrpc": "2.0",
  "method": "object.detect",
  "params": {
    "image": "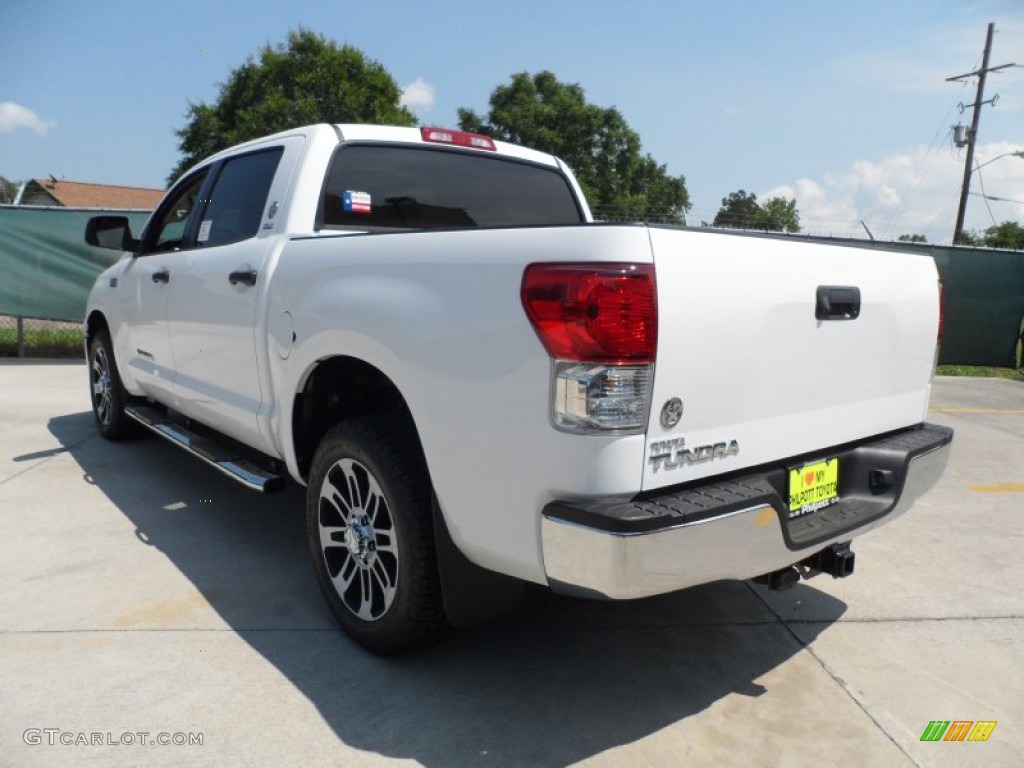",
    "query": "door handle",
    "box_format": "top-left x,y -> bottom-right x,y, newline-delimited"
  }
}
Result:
229,269 -> 257,286
816,286 -> 861,320
151,269 -> 170,284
